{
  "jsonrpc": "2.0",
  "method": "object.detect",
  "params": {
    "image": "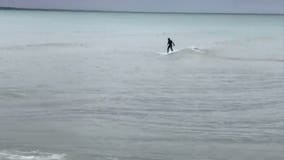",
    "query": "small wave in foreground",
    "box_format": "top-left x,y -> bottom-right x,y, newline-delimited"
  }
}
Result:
0,150 -> 65,160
